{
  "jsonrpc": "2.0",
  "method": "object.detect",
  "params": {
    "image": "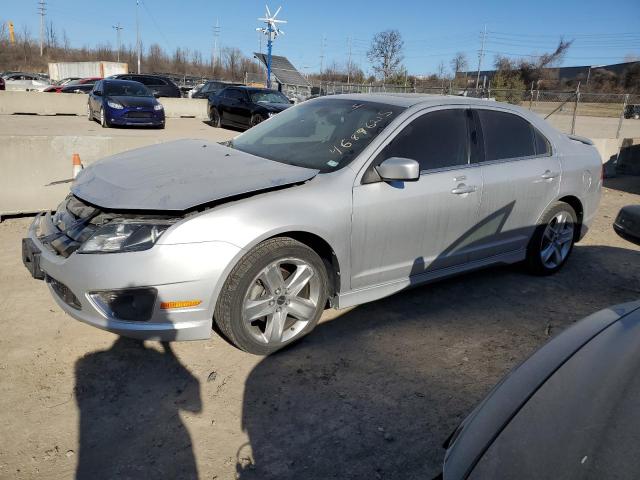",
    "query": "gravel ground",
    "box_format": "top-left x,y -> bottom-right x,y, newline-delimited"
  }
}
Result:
0,177 -> 639,480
